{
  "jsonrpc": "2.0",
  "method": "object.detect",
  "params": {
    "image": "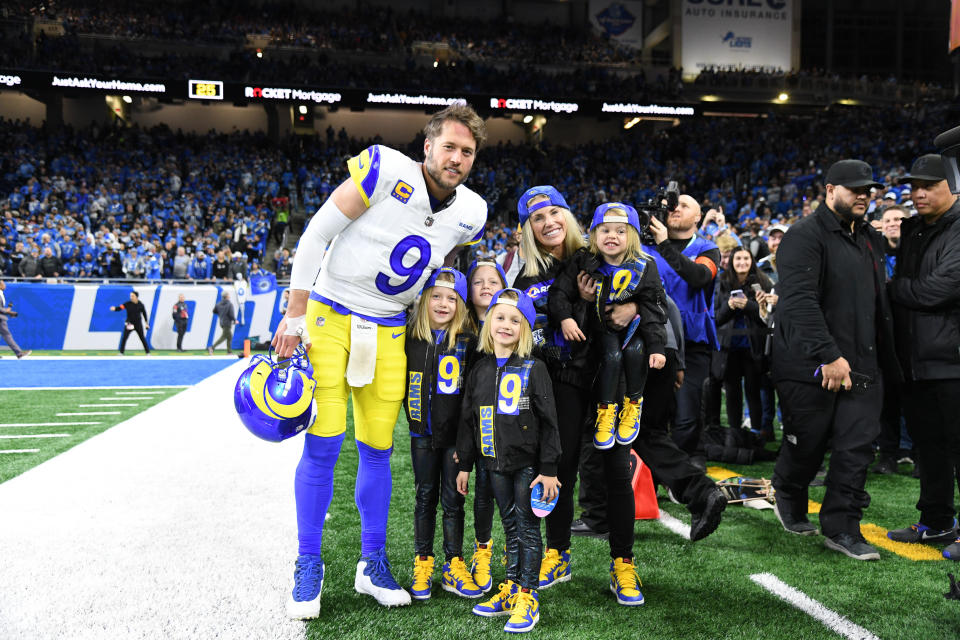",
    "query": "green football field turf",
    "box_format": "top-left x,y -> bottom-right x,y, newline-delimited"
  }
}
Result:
2,389 -> 955,639
0,388 -> 184,484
